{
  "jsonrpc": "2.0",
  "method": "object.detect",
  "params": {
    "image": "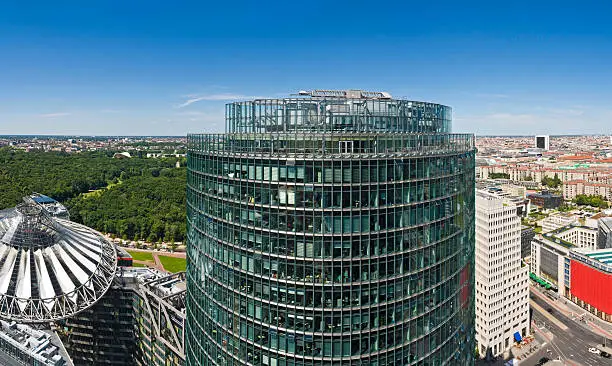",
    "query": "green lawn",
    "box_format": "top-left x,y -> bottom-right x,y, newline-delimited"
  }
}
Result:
125,250 -> 154,262
159,255 -> 187,273
83,180 -> 123,198
132,262 -> 147,267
